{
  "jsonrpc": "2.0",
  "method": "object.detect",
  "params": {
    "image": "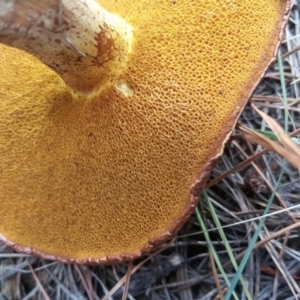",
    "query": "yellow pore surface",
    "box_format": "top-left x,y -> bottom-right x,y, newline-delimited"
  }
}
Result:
0,0 -> 287,260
